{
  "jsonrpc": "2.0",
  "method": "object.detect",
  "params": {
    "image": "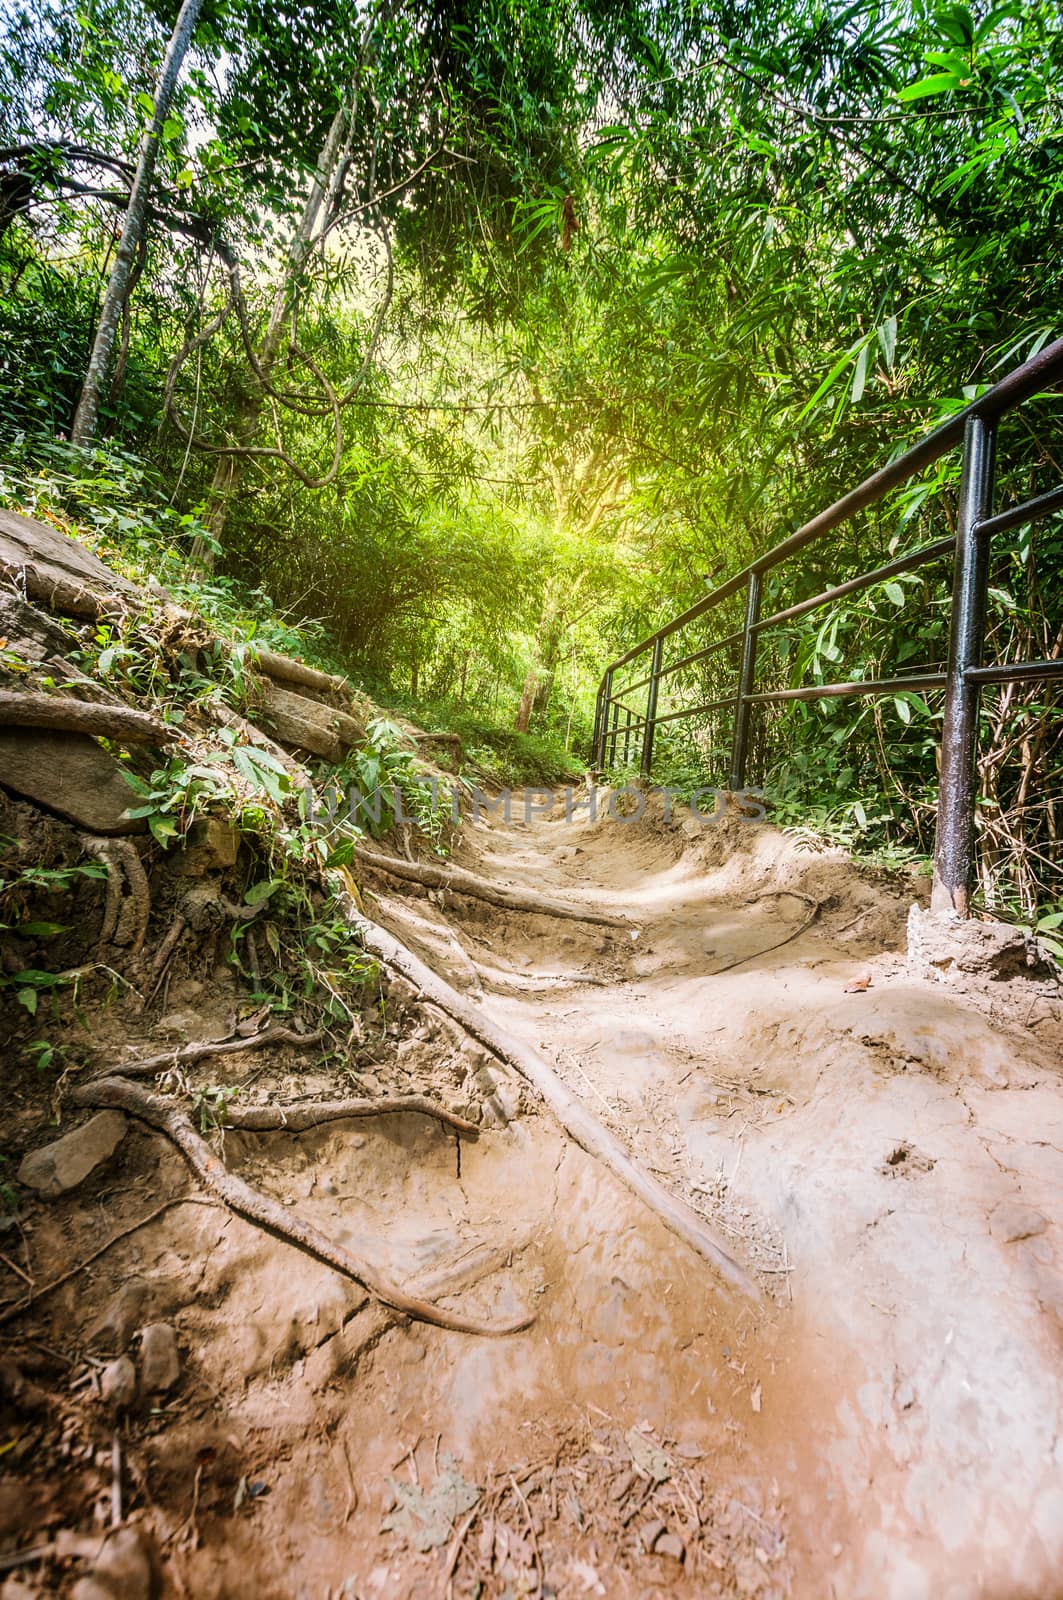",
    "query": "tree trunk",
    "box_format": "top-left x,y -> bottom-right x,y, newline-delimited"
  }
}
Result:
71,0 -> 204,445
200,99 -> 353,550
514,584 -> 567,733
514,669 -> 538,733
